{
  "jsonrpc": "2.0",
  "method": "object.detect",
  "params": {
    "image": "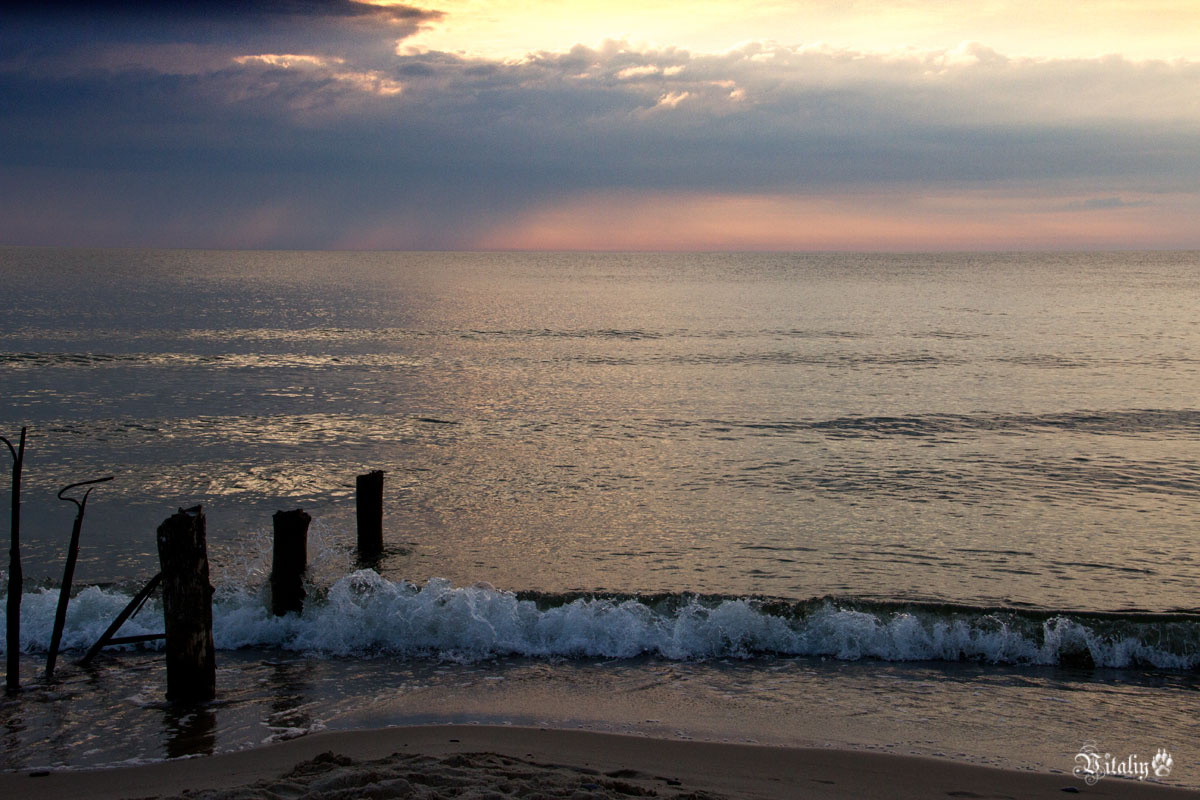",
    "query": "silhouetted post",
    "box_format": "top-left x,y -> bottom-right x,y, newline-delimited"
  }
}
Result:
156,506 -> 215,703
356,470 -> 385,559
271,509 -> 310,616
47,476 -> 114,678
3,427 -> 26,693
